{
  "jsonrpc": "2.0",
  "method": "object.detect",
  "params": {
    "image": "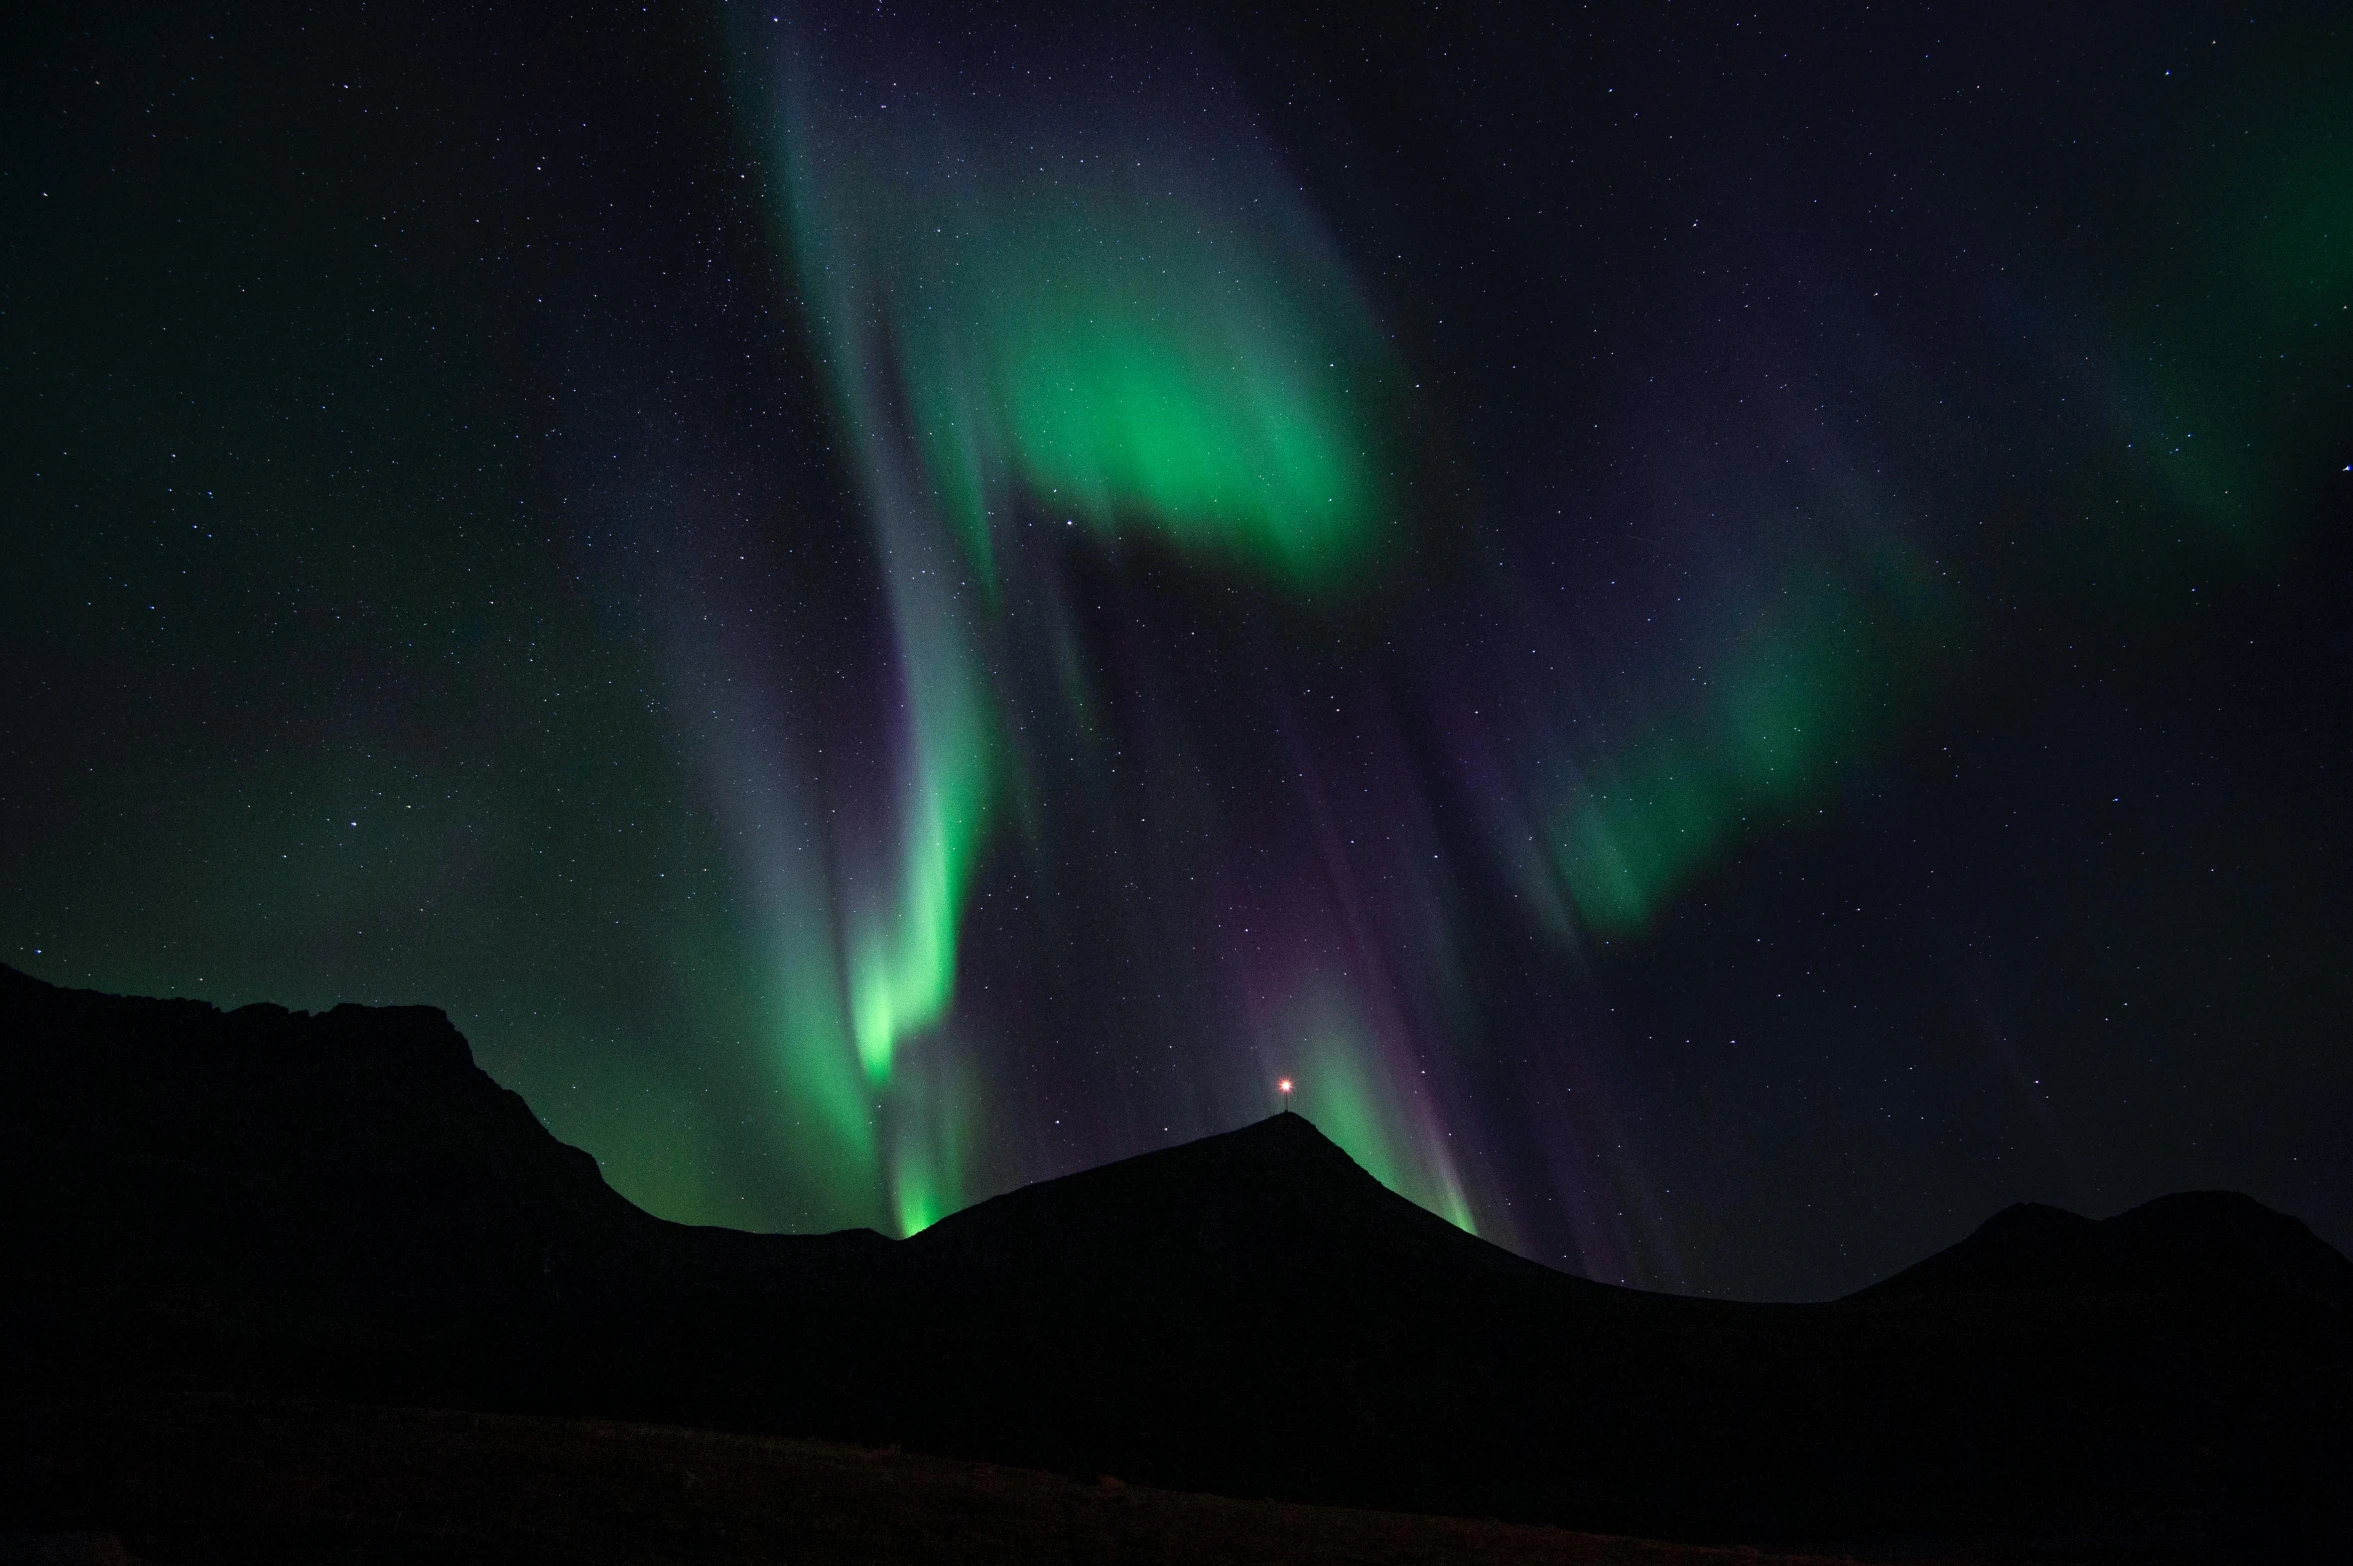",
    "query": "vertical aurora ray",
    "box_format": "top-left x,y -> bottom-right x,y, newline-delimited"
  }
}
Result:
724,4 -> 1414,1234
678,515 -> 987,1236
1269,975 -> 1478,1234
840,484 -> 997,1091
681,653 -> 882,1228
806,381 -> 998,1229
